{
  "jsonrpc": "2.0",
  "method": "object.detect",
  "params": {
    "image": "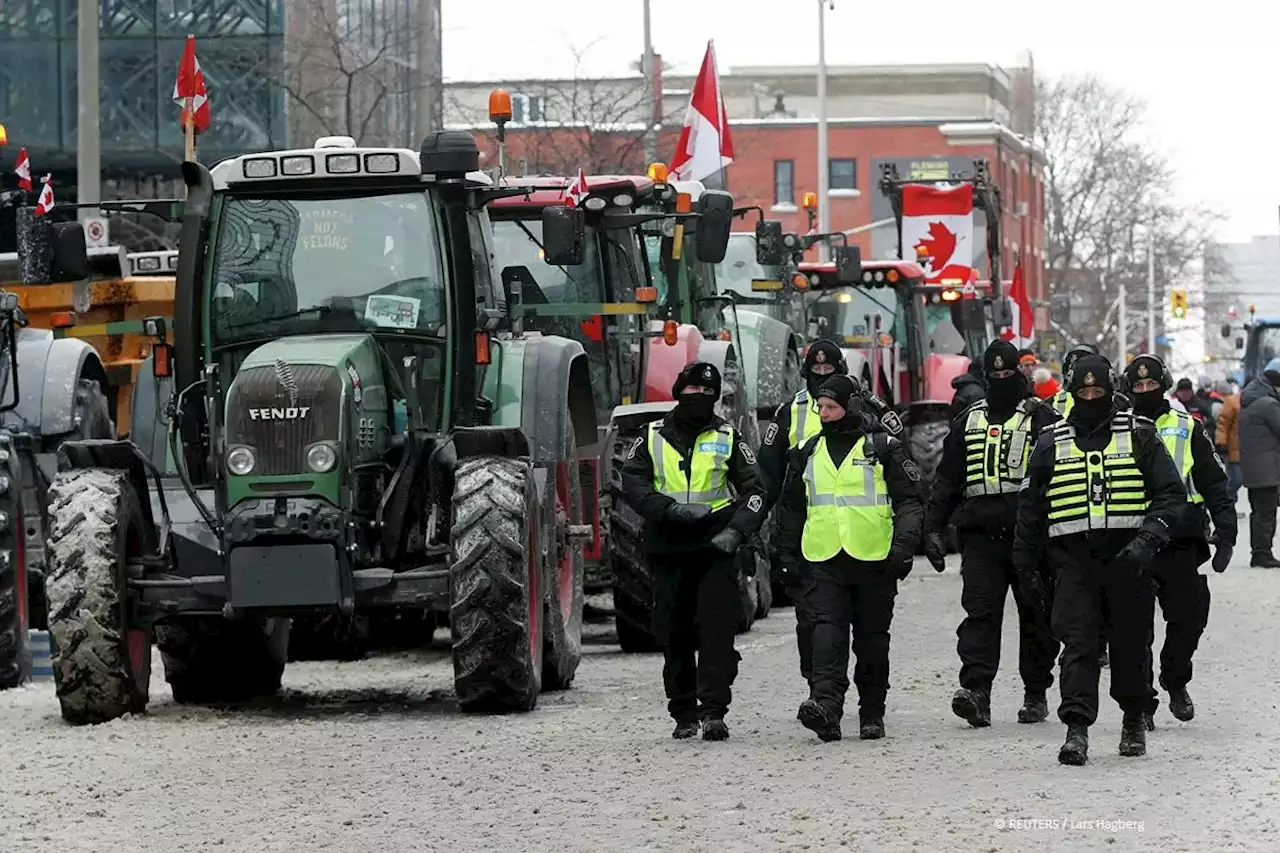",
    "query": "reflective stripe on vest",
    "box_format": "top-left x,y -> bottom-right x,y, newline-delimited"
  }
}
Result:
1156,409 -> 1204,505
1051,390 -> 1074,417
800,435 -> 893,562
788,389 -> 822,447
961,400 -> 1036,498
649,422 -> 735,510
1046,418 -> 1149,537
